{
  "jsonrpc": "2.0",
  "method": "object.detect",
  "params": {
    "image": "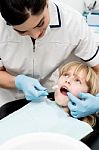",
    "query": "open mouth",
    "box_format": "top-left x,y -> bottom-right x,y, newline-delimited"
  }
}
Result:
60,86 -> 69,96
